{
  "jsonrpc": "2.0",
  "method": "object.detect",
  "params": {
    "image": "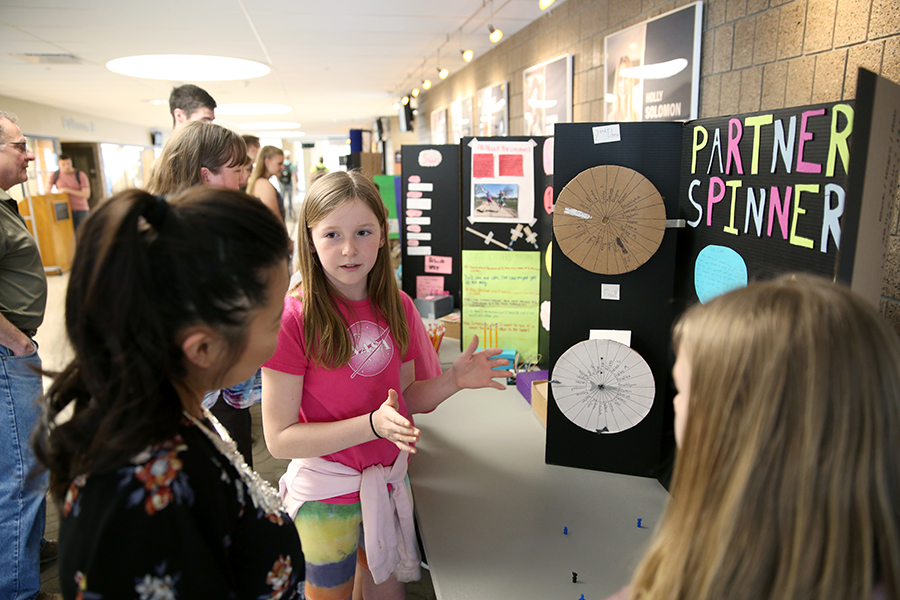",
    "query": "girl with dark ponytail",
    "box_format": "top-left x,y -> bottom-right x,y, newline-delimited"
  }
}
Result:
34,187 -> 305,599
